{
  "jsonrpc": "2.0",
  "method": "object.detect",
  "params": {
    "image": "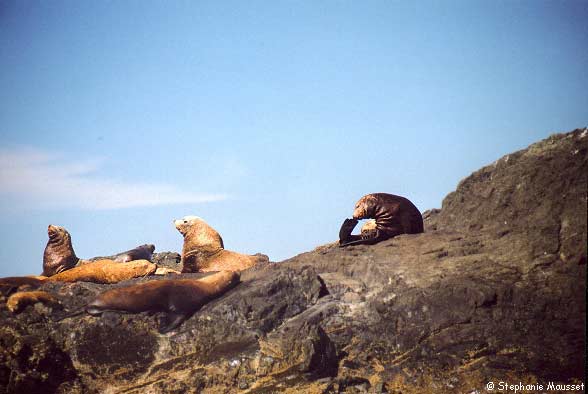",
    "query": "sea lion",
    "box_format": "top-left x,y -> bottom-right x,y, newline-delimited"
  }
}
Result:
339,193 -> 424,247
86,270 -> 241,333
174,216 -> 269,272
113,244 -> 155,263
7,291 -> 61,313
0,276 -> 46,296
46,259 -> 157,284
43,225 -> 79,276
43,224 -> 157,275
